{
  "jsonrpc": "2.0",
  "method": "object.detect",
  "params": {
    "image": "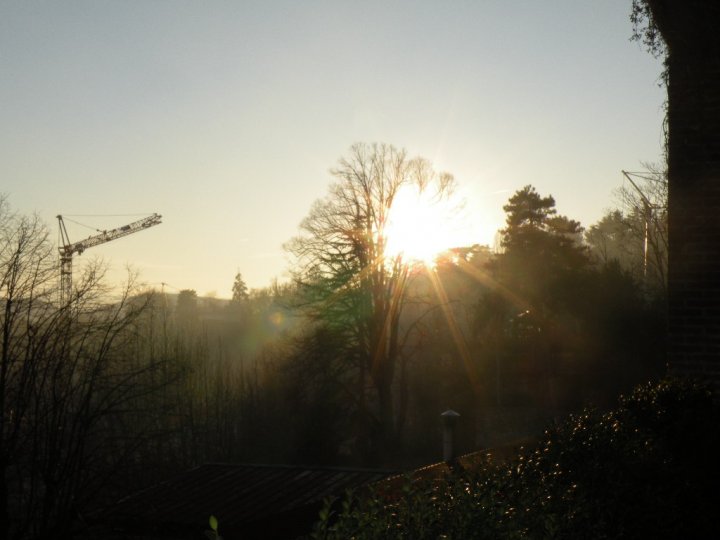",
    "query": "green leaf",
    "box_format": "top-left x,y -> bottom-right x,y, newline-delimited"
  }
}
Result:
209,515 -> 219,532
